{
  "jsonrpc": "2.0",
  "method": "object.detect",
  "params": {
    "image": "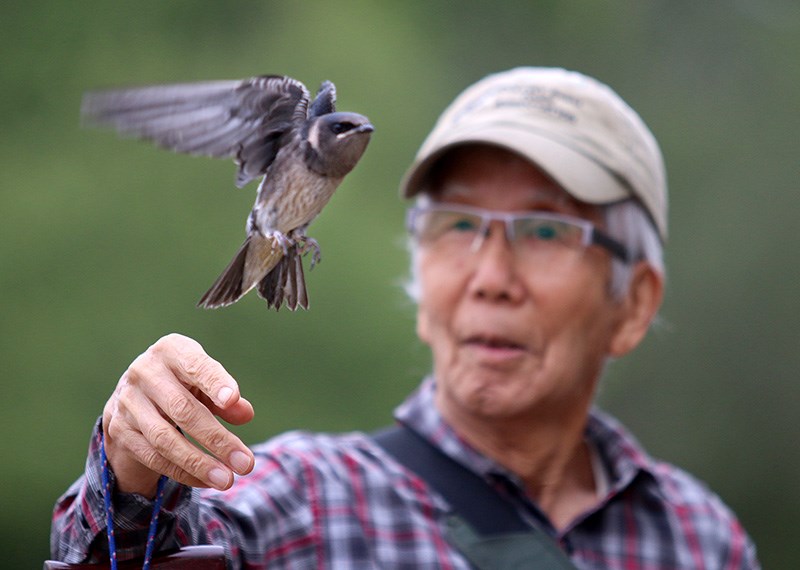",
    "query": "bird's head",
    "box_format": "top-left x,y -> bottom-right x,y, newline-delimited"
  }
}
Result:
308,112 -> 374,177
